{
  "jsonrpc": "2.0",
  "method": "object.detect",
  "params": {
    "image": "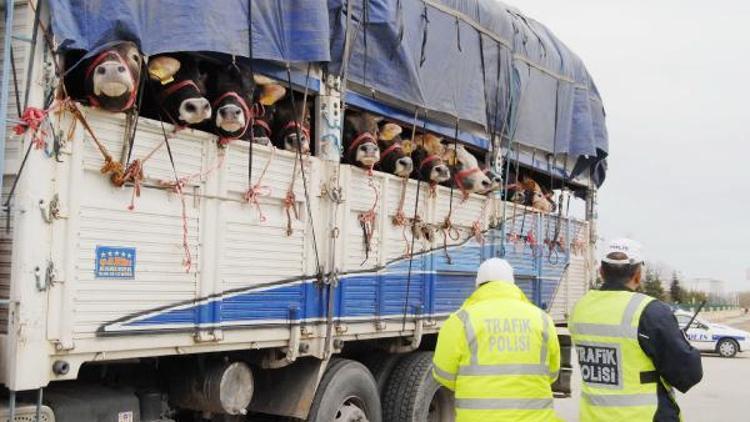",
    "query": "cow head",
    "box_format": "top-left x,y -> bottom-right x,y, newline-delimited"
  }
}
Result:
376,122 -> 413,177
520,178 -> 555,213
147,54 -> 211,126
205,63 -> 255,140
272,94 -> 311,154
250,77 -> 286,145
82,42 -> 142,112
482,168 -> 503,194
343,112 -> 381,169
411,134 -> 450,184
443,144 -> 493,194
